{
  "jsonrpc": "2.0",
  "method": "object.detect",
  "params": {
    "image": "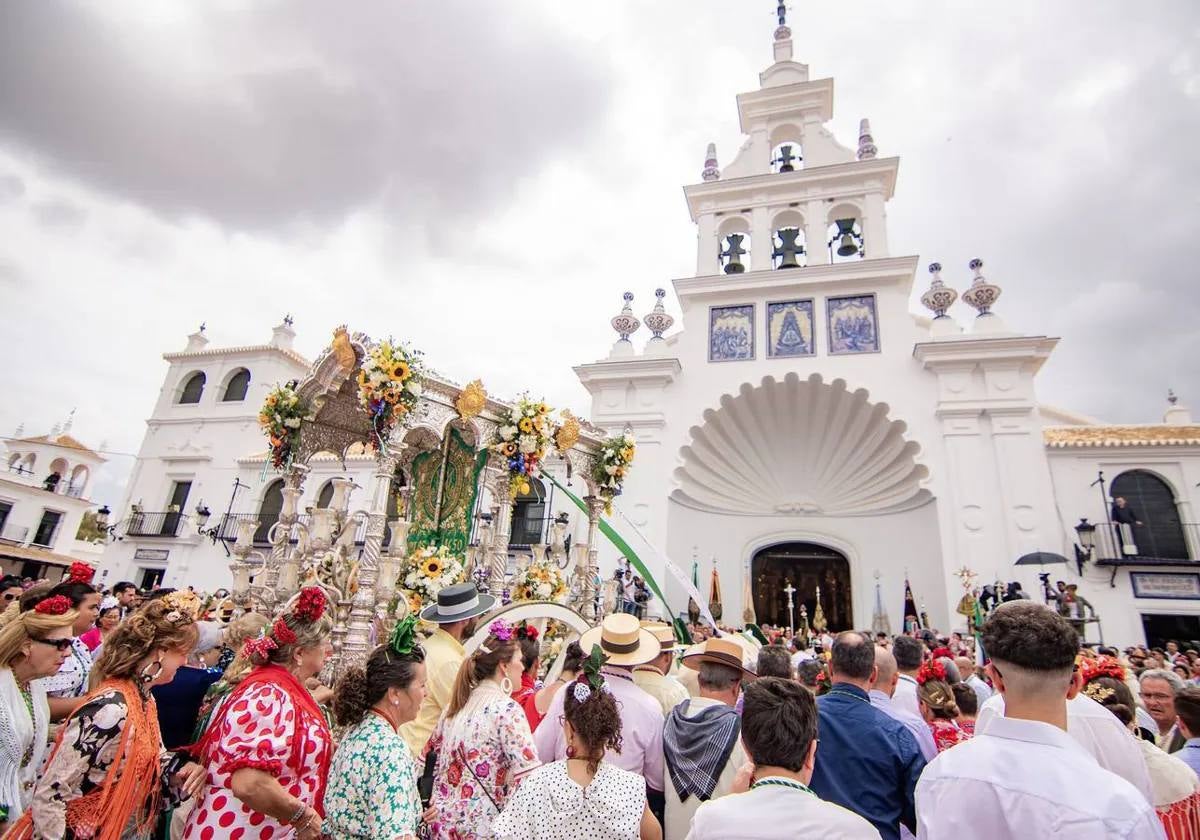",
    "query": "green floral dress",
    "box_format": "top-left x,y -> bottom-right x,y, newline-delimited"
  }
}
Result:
324,712 -> 422,840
